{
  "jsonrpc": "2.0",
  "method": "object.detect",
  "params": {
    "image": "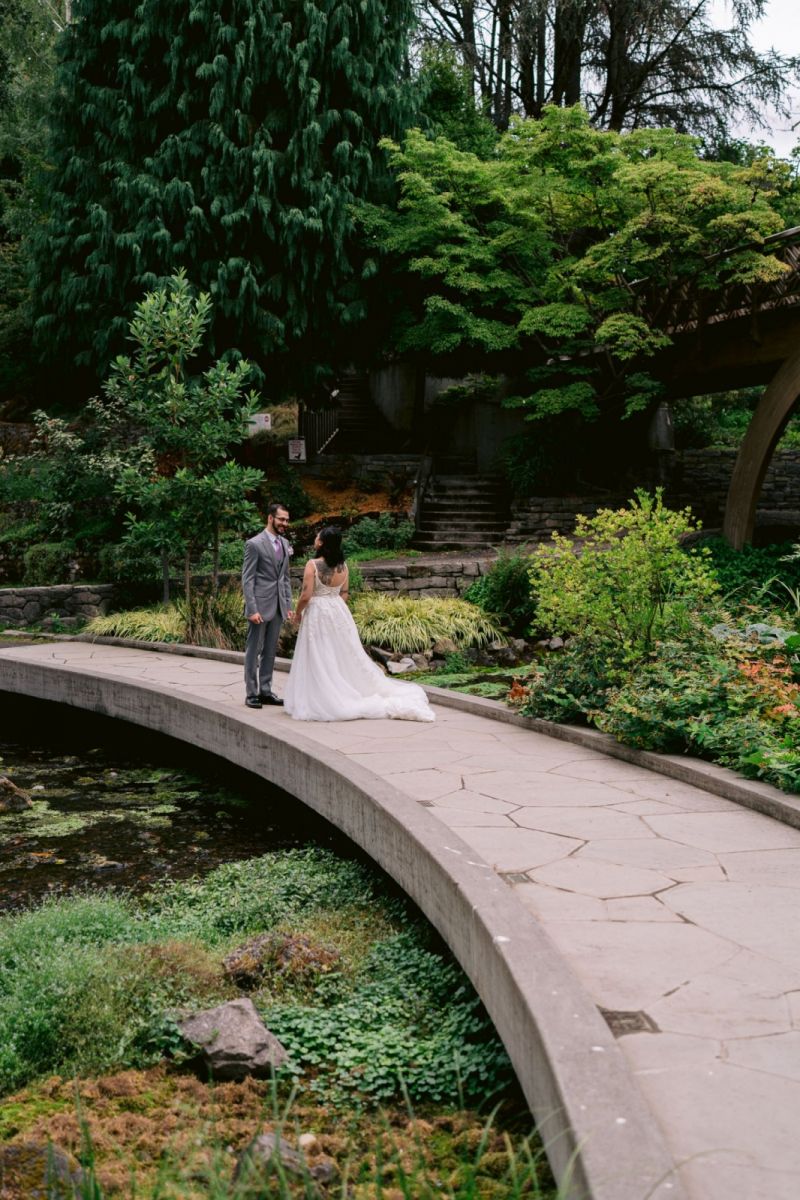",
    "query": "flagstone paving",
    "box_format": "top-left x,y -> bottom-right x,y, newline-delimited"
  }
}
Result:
3,640 -> 800,1200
